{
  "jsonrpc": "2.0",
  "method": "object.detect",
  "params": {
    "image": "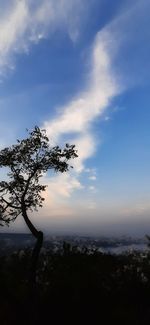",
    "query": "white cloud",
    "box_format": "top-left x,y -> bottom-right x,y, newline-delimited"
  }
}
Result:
0,0 -> 120,213
89,176 -> 96,181
44,30 -> 120,173
101,0 -> 150,88
32,0 -> 87,42
0,0 -> 88,76
85,168 -> 96,174
45,173 -> 83,199
43,0 -> 150,204
45,30 -> 119,134
72,133 -> 96,172
89,186 -> 95,191
37,173 -> 83,219
42,28 -> 121,203
0,1 -> 28,74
